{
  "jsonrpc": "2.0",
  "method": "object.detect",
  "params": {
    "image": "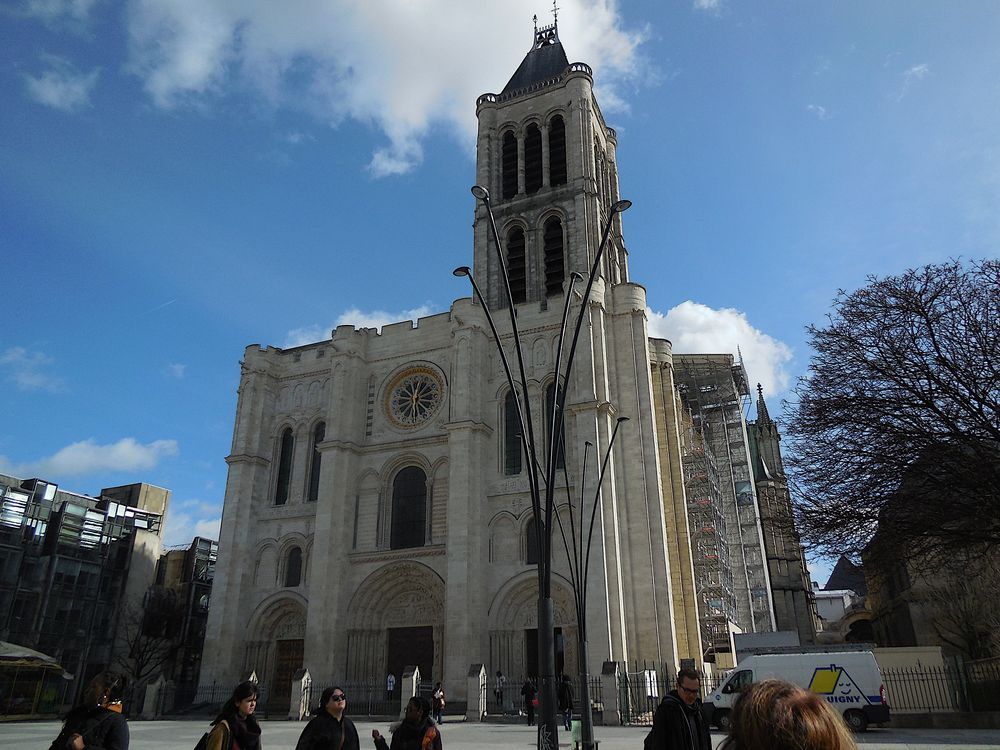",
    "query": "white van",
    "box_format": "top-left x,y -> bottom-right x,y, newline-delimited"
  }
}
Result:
704,650 -> 890,732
